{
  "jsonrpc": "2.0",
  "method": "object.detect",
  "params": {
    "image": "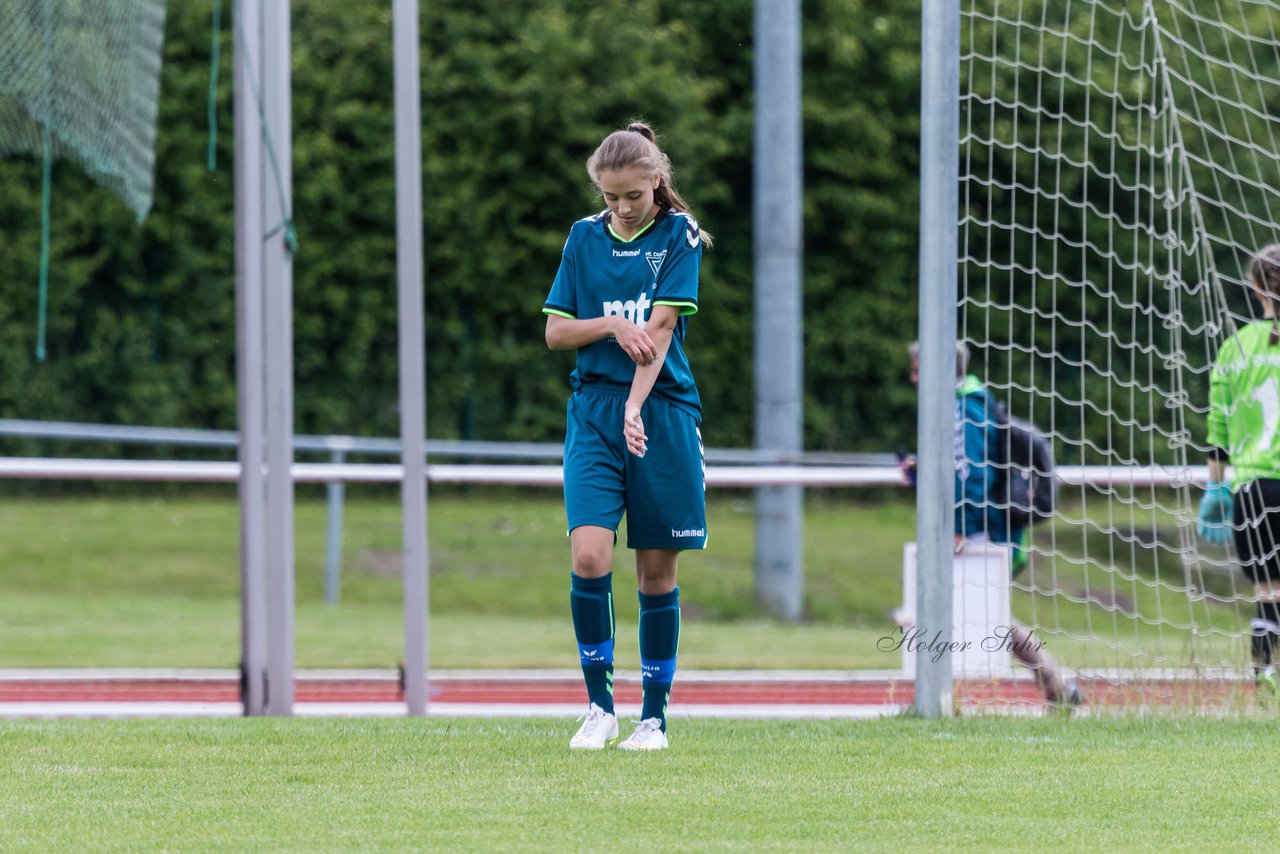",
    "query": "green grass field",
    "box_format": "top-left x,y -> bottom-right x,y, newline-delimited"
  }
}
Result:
2,492 -> 1272,851
0,489 -> 1253,672
0,490 -> 911,669
2,716 -> 1275,851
